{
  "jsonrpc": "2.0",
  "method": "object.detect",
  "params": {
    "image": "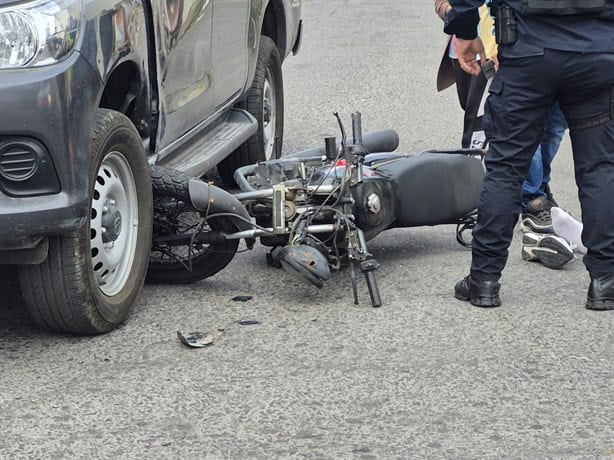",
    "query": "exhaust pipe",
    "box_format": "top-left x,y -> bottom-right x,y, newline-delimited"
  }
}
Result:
188,179 -> 256,249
